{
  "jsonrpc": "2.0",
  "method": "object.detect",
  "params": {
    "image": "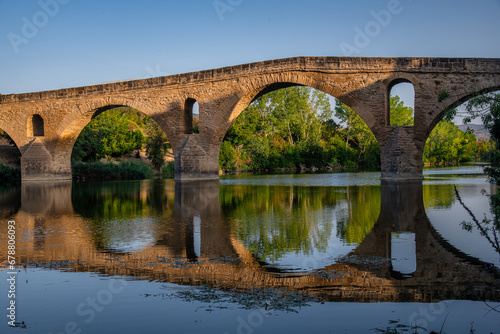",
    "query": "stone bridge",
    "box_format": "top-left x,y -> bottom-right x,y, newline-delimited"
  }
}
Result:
1,57 -> 500,181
